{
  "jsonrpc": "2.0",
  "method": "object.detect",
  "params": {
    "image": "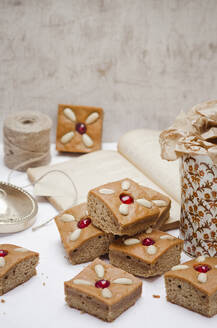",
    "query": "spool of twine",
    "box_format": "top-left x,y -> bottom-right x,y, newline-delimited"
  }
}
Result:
3,111 -> 52,172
